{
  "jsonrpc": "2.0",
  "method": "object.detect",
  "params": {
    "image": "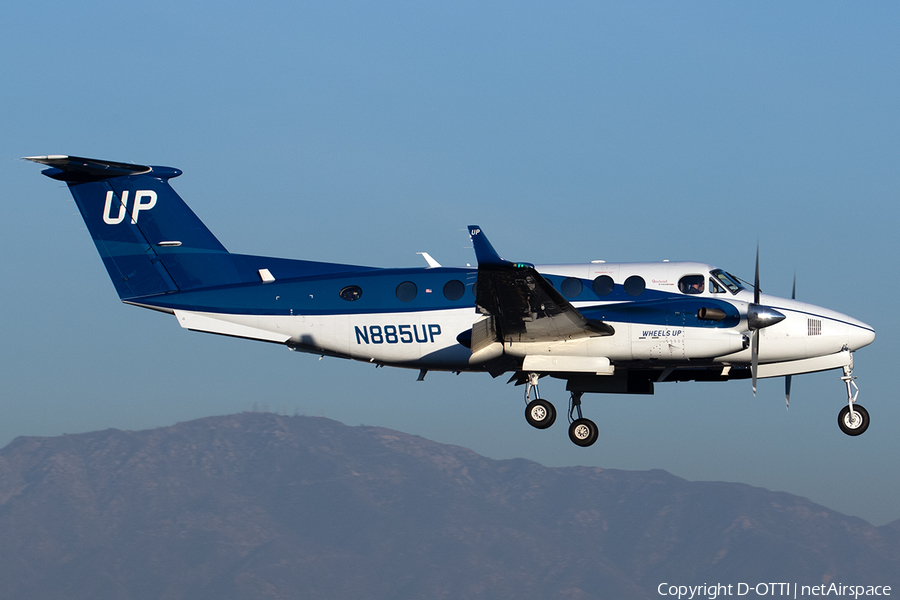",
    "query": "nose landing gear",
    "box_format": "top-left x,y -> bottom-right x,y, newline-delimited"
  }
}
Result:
837,365 -> 869,436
